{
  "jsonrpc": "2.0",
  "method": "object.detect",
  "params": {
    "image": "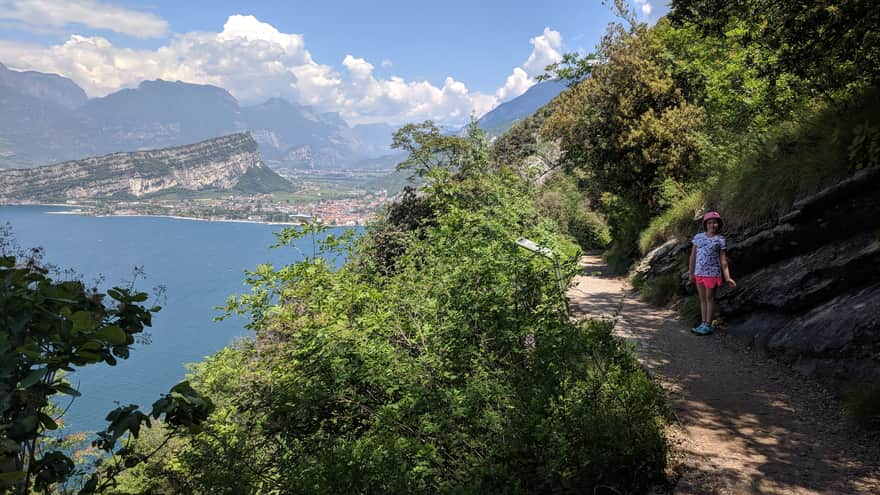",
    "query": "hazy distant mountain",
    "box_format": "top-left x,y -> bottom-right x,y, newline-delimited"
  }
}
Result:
0,67 -> 91,166
242,97 -> 335,148
0,62 -> 87,109
82,80 -> 243,155
241,97 -> 363,169
0,65 -> 397,171
0,133 -> 290,201
476,80 -> 567,136
347,123 -> 396,157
